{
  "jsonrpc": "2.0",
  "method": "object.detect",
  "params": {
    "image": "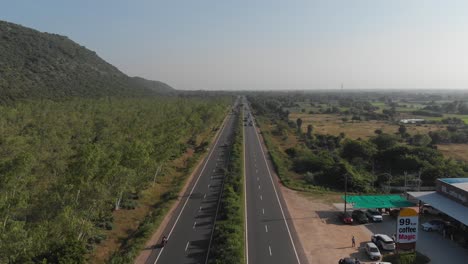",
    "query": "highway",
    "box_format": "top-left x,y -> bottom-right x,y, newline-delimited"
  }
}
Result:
243,101 -> 306,264
145,103 -> 238,264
